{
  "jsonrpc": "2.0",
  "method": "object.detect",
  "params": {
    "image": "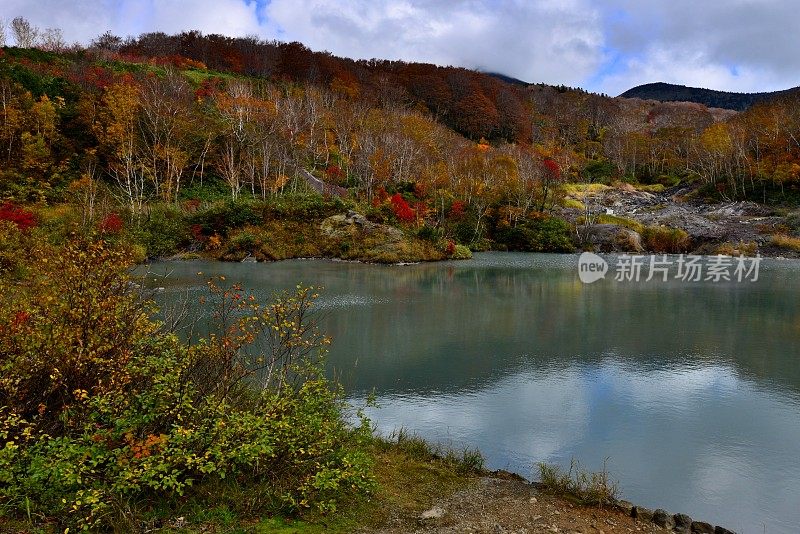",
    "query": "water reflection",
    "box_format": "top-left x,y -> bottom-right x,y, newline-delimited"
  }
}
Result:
142,253 -> 800,533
